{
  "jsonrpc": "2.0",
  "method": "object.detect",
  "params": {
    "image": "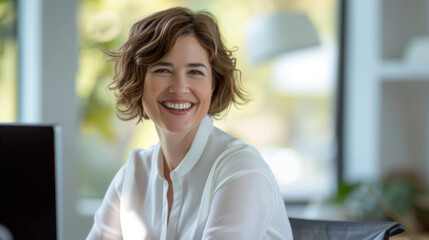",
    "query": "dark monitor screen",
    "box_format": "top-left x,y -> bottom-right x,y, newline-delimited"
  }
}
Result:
0,124 -> 61,240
